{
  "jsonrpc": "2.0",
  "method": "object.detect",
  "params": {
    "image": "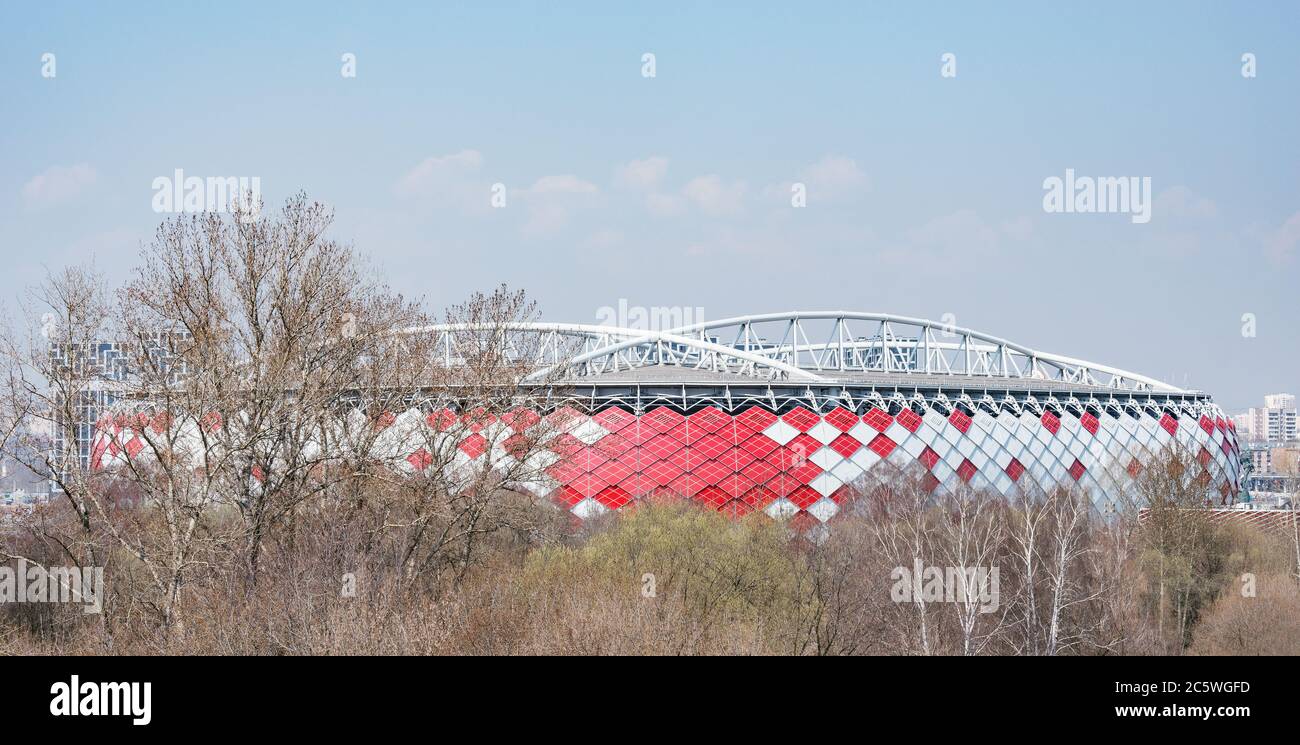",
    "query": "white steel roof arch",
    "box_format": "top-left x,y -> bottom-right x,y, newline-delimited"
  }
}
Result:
398,322 -> 825,383
397,312 -> 1185,393
598,311 -> 1185,393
